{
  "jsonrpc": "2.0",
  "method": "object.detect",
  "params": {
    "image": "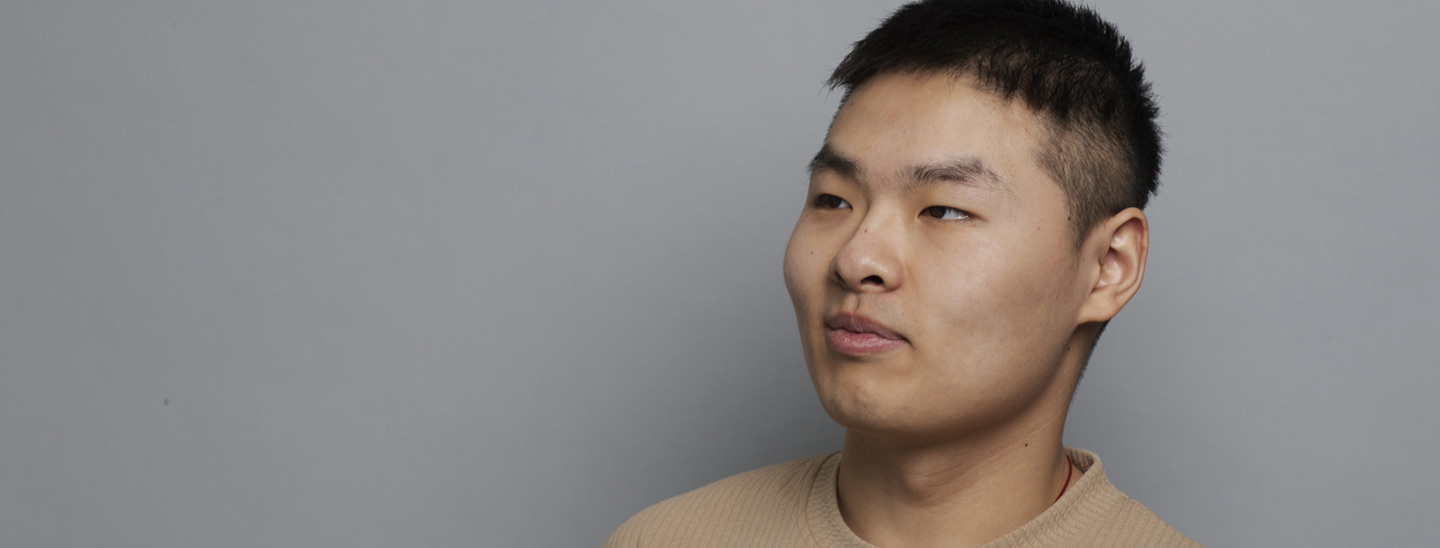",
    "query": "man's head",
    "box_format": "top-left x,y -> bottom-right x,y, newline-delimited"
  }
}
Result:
783,0 -> 1159,443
